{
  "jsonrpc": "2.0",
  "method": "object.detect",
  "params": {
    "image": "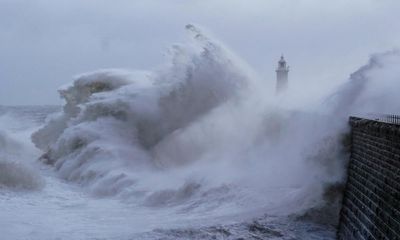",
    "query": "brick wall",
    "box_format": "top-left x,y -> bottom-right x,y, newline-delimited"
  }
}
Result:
337,117 -> 400,240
